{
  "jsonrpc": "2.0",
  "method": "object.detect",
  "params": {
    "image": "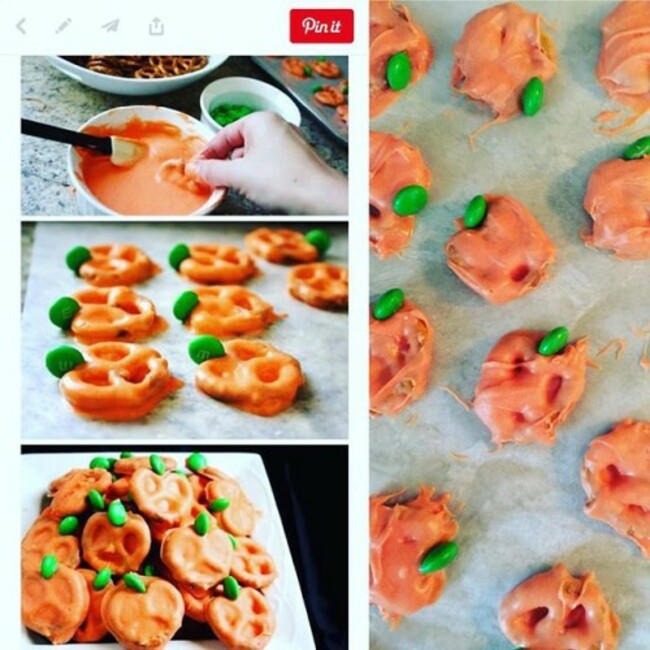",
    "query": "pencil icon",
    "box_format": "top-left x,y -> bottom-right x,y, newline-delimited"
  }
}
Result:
55,18 -> 72,34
